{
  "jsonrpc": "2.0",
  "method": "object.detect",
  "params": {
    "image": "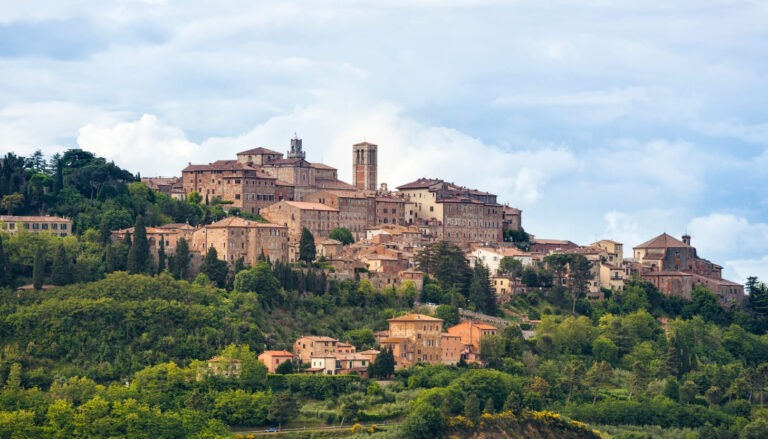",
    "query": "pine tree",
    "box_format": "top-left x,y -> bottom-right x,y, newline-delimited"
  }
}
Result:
32,245 -> 45,290
51,243 -> 71,286
299,227 -> 316,263
469,261 -> 496,315
127,215 -> 148,274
